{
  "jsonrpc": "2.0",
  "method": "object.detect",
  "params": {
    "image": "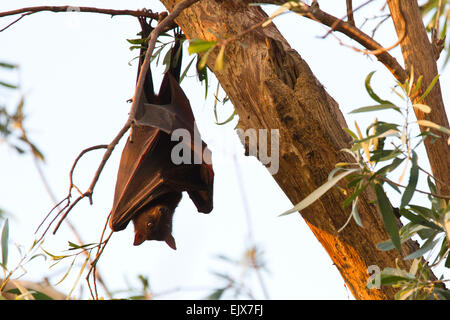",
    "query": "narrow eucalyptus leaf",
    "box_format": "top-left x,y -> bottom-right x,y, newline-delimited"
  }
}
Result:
400,151 -> 419,208
417,74 -> 440,103
365,71 -> 395,105
379,267 -> 415,285
404,237 -> 439,260
351,200 -> 363,228
188,39 -> 217,55
374,184 -> 401,250
1,218 -> 9,268
279,169 -> 360,216
180,56 -> 196,83
349,104 -> 401,114
0,62 -> 18,69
